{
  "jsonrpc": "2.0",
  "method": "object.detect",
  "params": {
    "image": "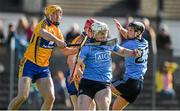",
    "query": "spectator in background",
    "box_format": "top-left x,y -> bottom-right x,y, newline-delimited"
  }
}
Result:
15,16 -> 29,60
142,18 -> 156,48
27,17 -> 38,42
28,83 -> 42,108
6,23 -> 15,46
156,24 -> 173,65
53,70 -> 70,109
0,20 -> 5,46
156,24 -> 172,50
0,62 -> 5,74
123,16 -> 134,29
155,61 -> 178,99
65,23 -> 80,44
